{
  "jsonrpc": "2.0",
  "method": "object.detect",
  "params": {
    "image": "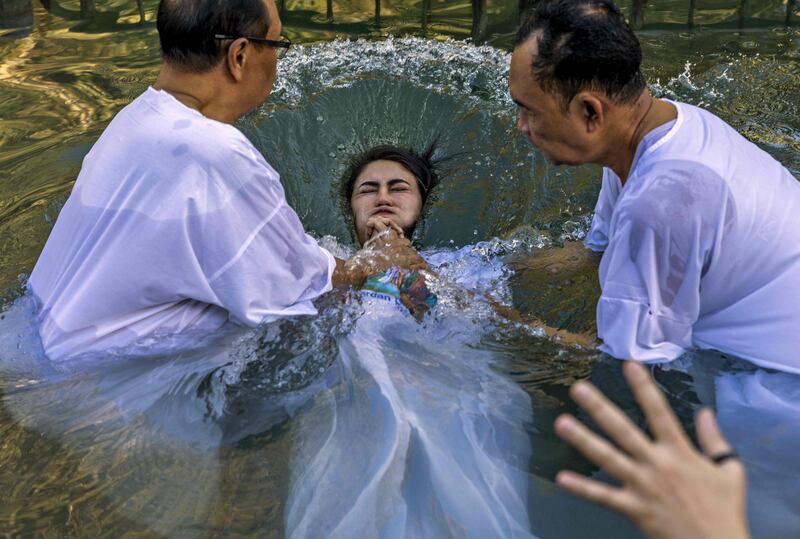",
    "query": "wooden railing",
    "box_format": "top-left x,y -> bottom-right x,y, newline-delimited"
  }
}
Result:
1,0 -> 796,36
